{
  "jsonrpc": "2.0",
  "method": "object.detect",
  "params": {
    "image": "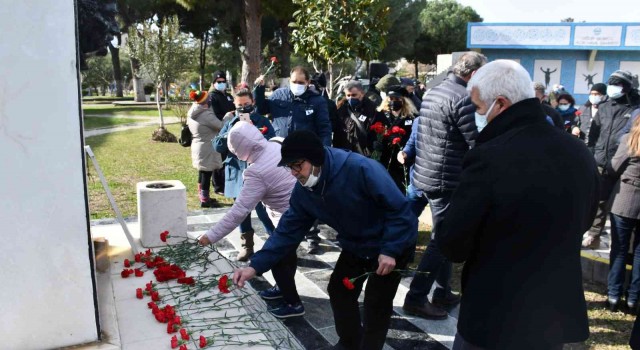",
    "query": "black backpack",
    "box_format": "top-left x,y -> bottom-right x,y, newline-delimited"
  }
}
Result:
179,124 -> 192,147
